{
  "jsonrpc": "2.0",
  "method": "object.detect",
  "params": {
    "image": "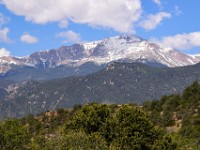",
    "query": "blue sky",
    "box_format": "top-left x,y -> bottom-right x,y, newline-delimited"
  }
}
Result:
0,0 -> 199,56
